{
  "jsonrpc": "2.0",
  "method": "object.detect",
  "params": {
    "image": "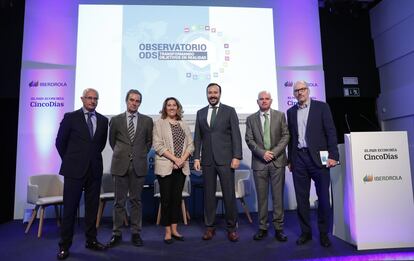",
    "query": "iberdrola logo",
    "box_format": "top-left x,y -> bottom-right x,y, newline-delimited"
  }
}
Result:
363,174 -> 373,183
